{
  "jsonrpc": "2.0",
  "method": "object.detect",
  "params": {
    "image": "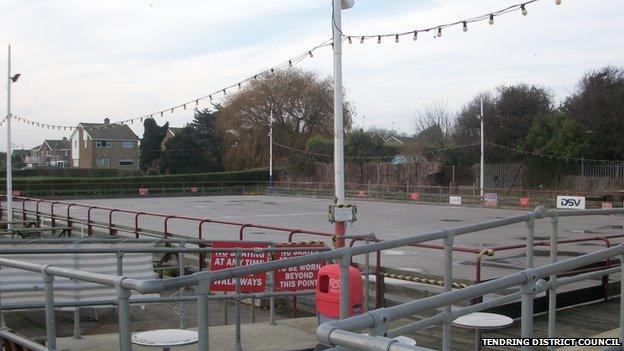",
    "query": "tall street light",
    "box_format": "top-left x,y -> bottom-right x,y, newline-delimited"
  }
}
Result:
332,0 -> 354,248
479,97 -> 484,198
5,45 -> 20,230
